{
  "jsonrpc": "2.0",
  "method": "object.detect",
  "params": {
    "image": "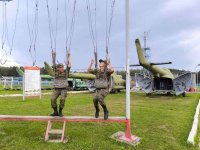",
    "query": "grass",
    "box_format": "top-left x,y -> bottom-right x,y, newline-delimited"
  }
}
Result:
0,90 -> 23,95
0,92 -> 199,150
197,86 -> 200,91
